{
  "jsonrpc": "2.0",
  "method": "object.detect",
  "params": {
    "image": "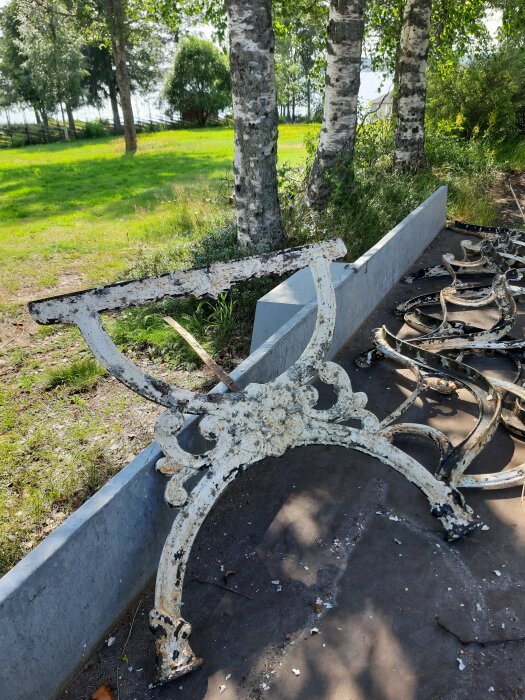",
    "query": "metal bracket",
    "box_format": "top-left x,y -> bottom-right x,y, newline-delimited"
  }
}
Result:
29,239 -> 476,685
